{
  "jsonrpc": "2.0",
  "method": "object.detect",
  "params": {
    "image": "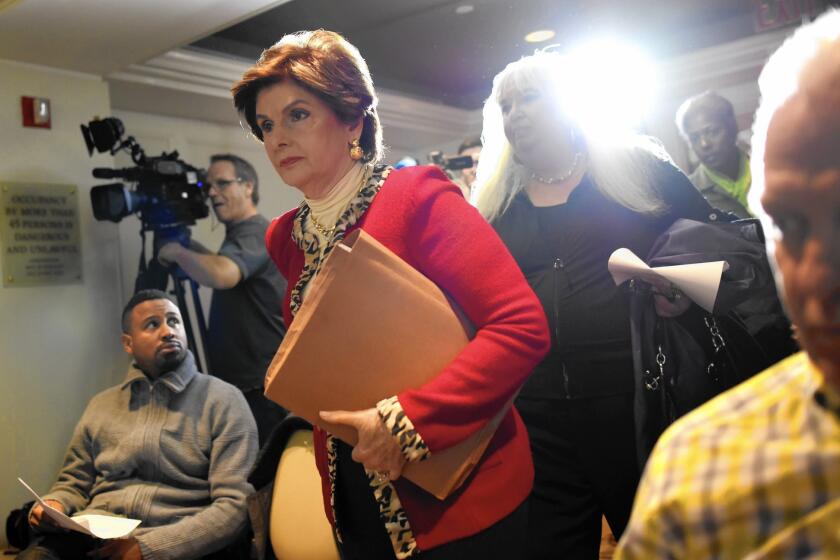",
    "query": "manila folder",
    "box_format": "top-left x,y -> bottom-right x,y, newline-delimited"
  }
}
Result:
264,229 -> 504,500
